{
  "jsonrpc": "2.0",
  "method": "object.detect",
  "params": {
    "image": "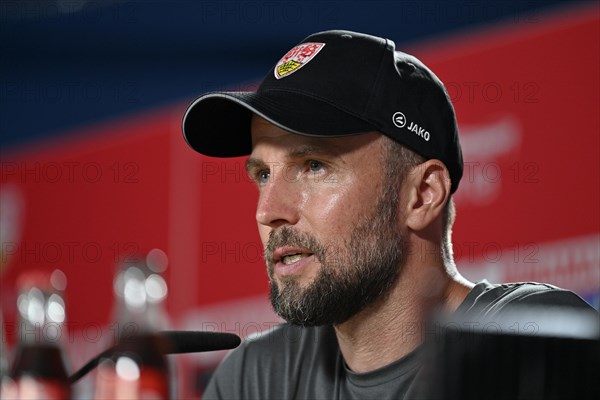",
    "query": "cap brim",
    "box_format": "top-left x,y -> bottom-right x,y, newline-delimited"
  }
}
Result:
182,90 -> 377,157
